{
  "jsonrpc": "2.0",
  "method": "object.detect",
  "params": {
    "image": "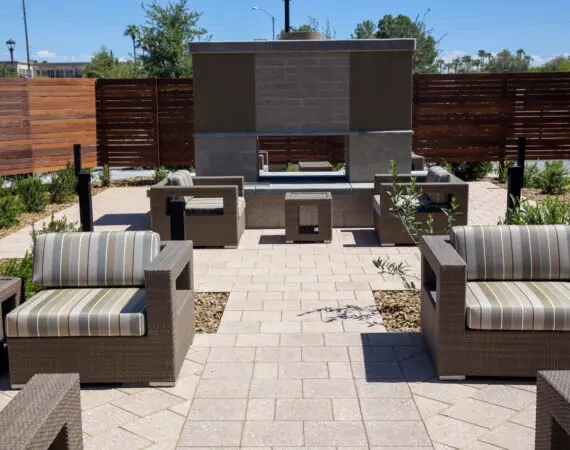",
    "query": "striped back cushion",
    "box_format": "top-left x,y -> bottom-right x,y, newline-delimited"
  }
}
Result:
450,225 -> 570,281
167,170 -> 193,187
33,231 -> 161,288
426,166 -> 451,183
